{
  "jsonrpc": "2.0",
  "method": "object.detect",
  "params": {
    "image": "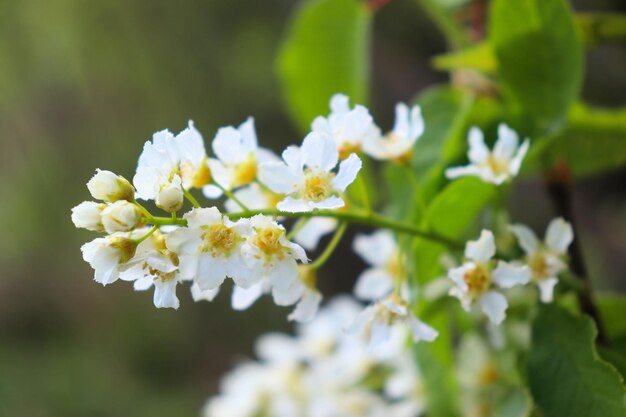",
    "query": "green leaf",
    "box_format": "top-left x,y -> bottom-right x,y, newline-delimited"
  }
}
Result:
277,0 -> 372,132
490,0 -> 584,132
597,293 -> 626,342
432,42 -> 498,73
524,104 -> 626,177
528,304 -> 626,417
